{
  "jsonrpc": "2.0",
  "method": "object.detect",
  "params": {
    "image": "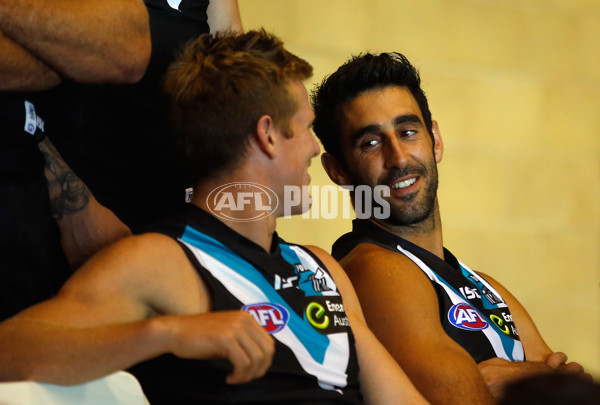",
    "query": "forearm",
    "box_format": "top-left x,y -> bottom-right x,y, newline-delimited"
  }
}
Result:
39,138 -> 131,269
0,30 -> 61,91
207,0 -> 243,33
0,309 -> 273,386
0,0 -> 150,83
0,317 -> 167,385
388,342 -> 495,405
